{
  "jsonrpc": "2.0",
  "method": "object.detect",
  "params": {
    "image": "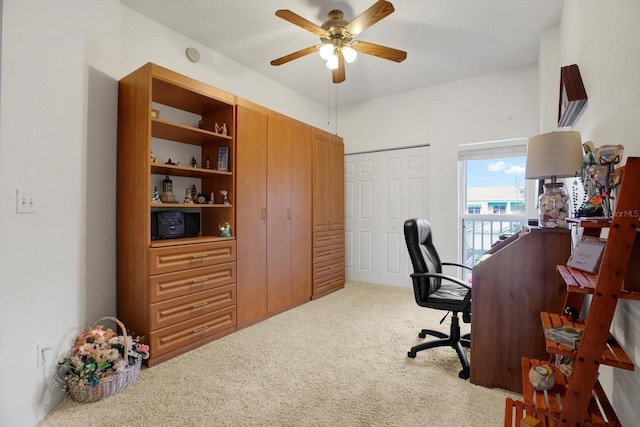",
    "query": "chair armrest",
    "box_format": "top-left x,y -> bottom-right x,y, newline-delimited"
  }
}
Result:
410,272 -> 471,290
442,262 -> 473,271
